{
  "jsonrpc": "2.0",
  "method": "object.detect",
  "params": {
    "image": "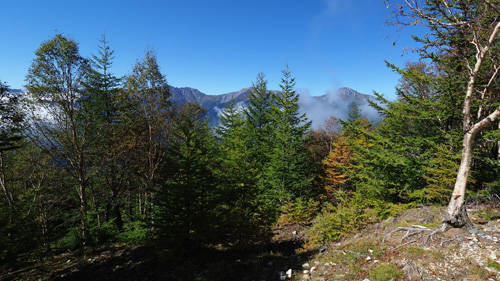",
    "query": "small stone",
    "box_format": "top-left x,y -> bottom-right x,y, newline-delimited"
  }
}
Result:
286,269 -> 292,278
365,256 -> 372,262
368,249 -> 373,254
303,270 -> 309,274
310,266 -> 316,272
292,231 -> 297,235
302,262 -> 310,269
490,252 -> 497,260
